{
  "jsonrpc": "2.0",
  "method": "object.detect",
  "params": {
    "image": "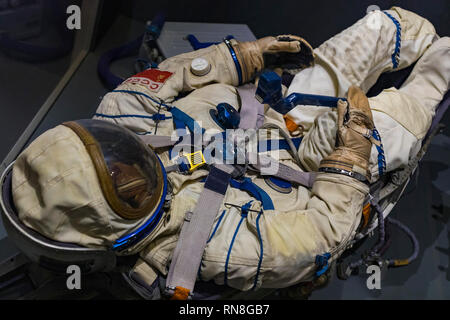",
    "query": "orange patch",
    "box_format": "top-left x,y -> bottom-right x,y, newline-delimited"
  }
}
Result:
361,203 -> 371,229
